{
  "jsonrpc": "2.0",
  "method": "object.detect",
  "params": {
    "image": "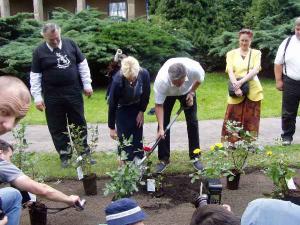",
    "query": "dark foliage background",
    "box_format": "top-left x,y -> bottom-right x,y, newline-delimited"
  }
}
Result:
0,8 -> 192,85
0,0 -> 300,85
150,0 -> 300,76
